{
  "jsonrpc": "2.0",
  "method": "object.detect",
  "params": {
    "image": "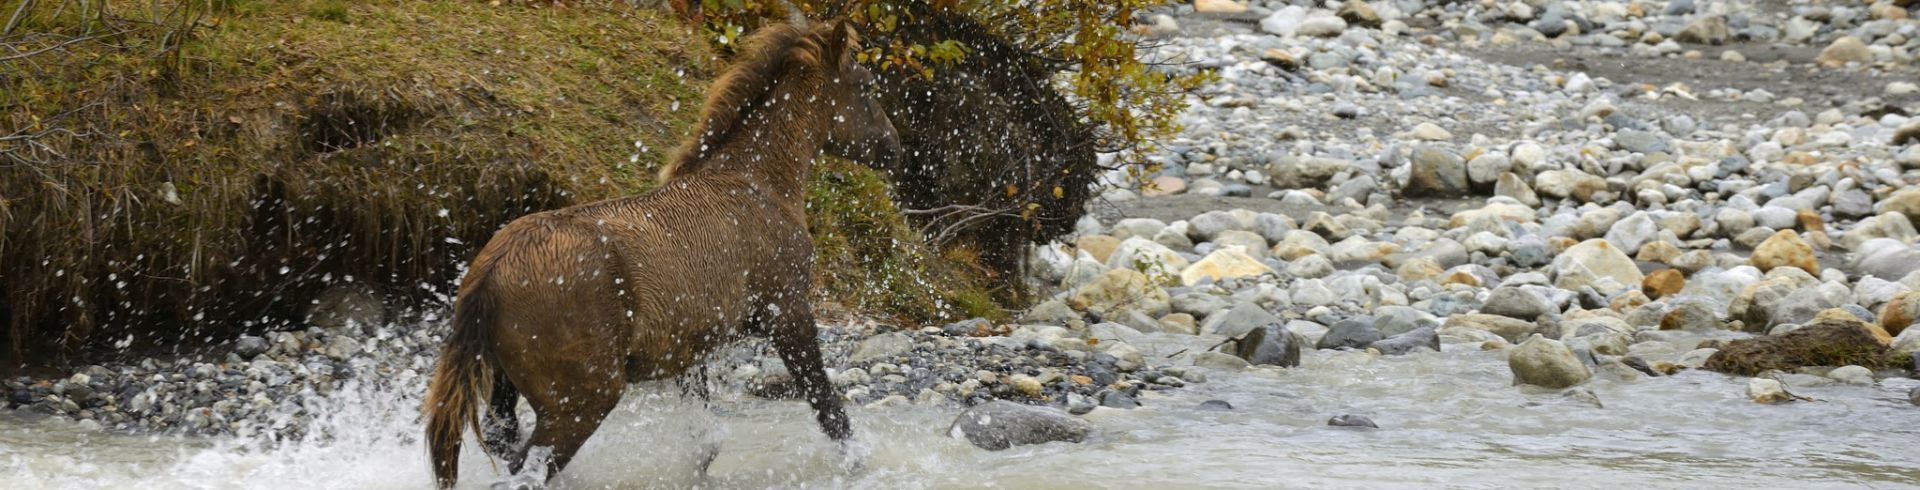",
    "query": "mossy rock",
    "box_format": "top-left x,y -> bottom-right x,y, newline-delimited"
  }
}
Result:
807,158 -> 1002,324
1702,317 -> 1905,376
